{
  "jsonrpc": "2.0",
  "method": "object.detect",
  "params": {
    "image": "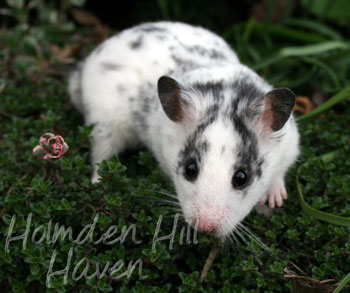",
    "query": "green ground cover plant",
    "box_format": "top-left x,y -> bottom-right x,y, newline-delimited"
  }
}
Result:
1,0 -> 349,292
